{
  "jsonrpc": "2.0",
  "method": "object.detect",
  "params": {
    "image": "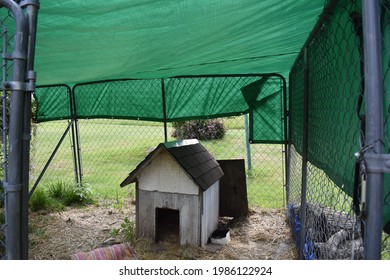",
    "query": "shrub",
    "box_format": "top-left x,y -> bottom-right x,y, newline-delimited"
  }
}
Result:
171,119 -> 226,141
